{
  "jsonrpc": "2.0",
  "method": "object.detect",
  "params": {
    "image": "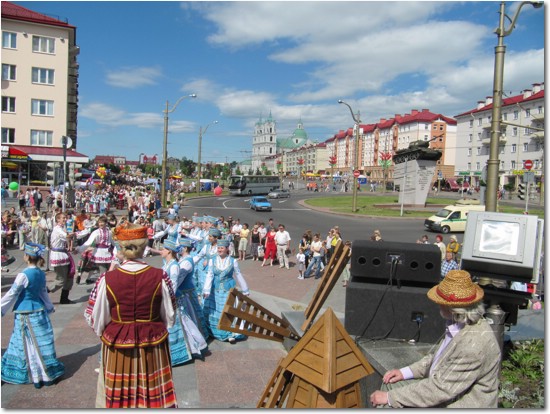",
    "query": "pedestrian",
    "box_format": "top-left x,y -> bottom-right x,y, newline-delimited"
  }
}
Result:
446,235 -> 460,256
274,224 -> 291,269
84,222 -> 178,408
304,233 -> 323,279
238,223 -> 250,261
434,234 -> 446,260
17,210 -> 31,250
1,242 -> 65,388
261,225 -> 277,267
193,228 -> 221,302
48,212 -> 76,304
296,247 -> 306,279
161,240 -> 208,366
370,270 -> 501,408
202,239 -> 250,343
249,224 -> 261,261
299,232 -> 312,269
230,219 -> 242,258
341,241 -> 352,287
441,251 -> 459,280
